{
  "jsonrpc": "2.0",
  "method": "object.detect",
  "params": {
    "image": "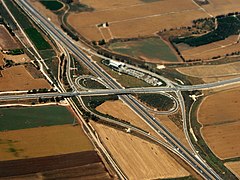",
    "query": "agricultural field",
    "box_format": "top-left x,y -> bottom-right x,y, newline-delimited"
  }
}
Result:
0,65 -> 50,91
178,35 -> 240,60
68,0 -> 208,41
176,61 -> 240,83
198,87 -> 240,159
225,161 -> 240,179
203,0 -> 240,16
0,124 -> 93,160
92,123 -> 190,179
25,28 -> 51,50
0,106 -> 73,131
108,38 -> 178,63
39,0 -> 64,11
96,100 -> 161,138
0,25 -> 19,50
0,151 -> 106,178
4,54 -> 31,63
